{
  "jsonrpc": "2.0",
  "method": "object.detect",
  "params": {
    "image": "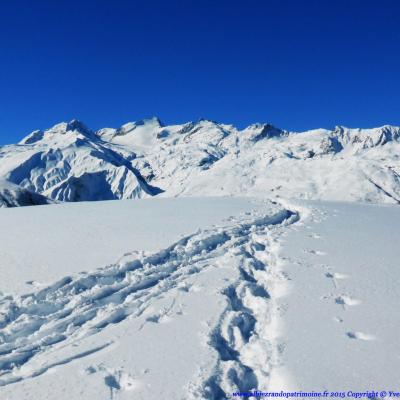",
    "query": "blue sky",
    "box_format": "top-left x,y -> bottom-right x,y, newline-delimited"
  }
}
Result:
0,0 -> 399,144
